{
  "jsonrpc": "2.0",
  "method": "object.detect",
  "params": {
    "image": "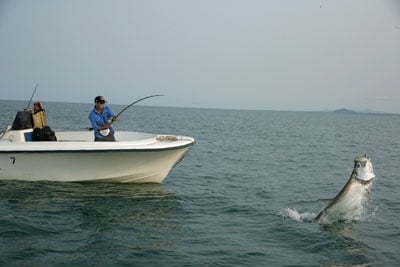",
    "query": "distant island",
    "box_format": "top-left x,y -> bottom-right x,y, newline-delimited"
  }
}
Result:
333,108 -> 357,114
331,108 -> 398,116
